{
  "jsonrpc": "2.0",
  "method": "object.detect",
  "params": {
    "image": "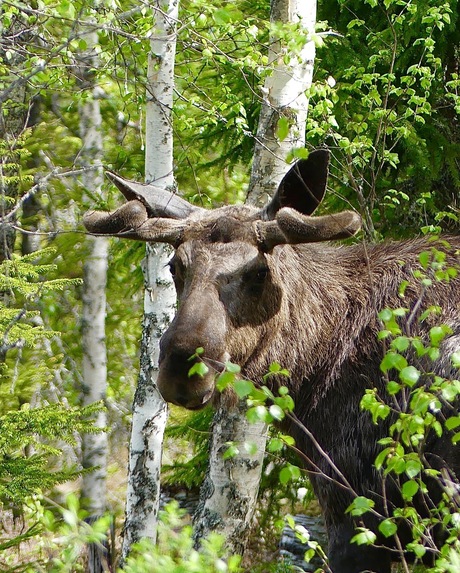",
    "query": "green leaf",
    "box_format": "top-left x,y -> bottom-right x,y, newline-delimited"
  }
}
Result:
188,361 -> 209,378
405,459 -> 422,479
280,434 -> 295,446
399,365 -> 420,387
419,250 -> 430,269
445,416 -> 460,431
213,8 -> 232,25
391,336 -> 410,352
378,518 -> 397,538
401,480 -> 419,500
351,528 -> 377,545
276,117 -> 290,142
234,379 -> 254,398
346,496 -> 375,516
225,362 -> 241,374
429,325 -> 453,347
269,404 -> 284,421
380,352 -> 408,373
378,308 -> 393,322
223,443 -> 239,459
279,464 -> 301,485
406,542 -> 426,558
290,147 -> 309,159
374,446 -> 392,470
246,405 -> 269,424
216,371 -> 236,392
243,441 -> 258,455
267,437 -> 284,452
451,351 -> 460,368
386,381 -> 401,395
